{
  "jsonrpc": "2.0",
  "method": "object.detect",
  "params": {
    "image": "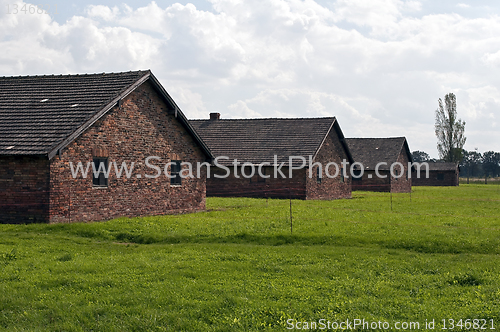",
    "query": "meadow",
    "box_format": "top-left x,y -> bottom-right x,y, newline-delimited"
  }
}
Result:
0,185 -> 499,331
